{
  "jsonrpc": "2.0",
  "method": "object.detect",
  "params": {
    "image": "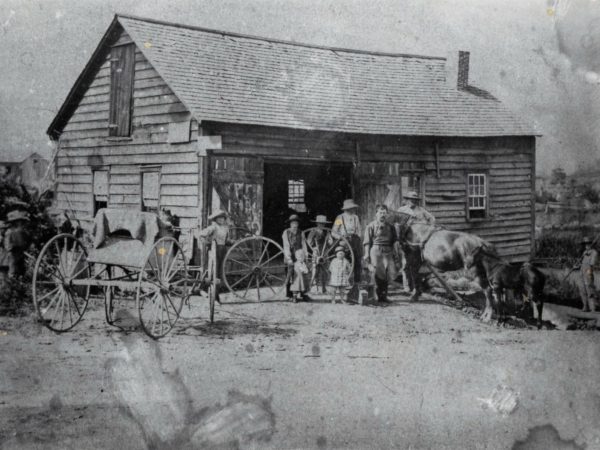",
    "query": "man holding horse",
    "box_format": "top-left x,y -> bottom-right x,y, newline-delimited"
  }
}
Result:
397,191 -> 435,294
363,204 -> 398,303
